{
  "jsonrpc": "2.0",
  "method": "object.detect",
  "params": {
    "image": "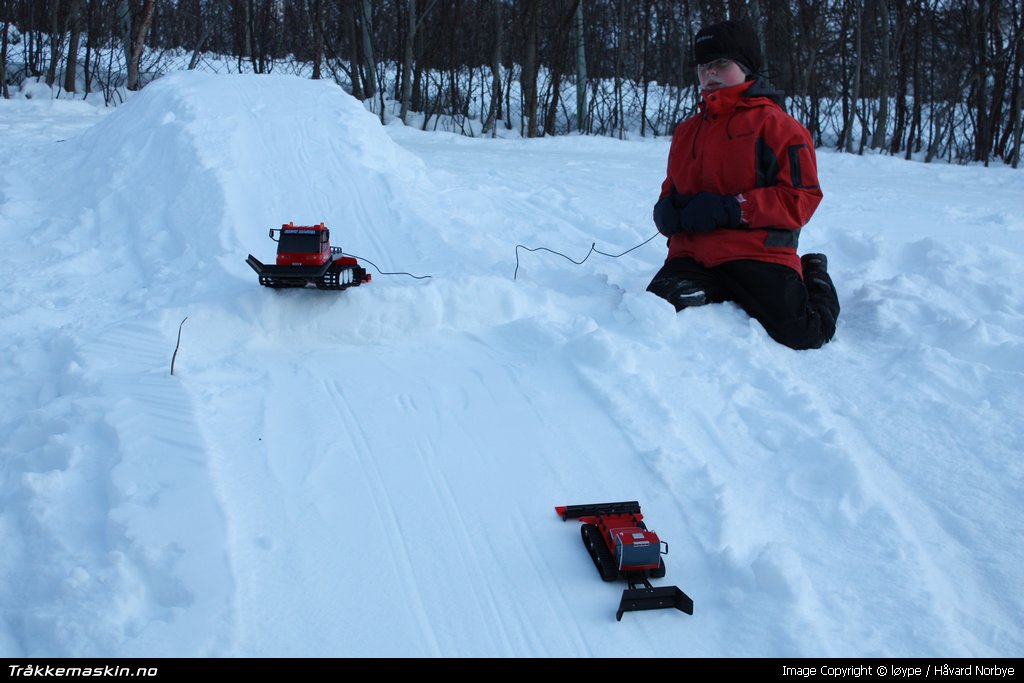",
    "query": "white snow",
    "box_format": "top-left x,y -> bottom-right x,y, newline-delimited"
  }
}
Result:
1,71 -> 1021,657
